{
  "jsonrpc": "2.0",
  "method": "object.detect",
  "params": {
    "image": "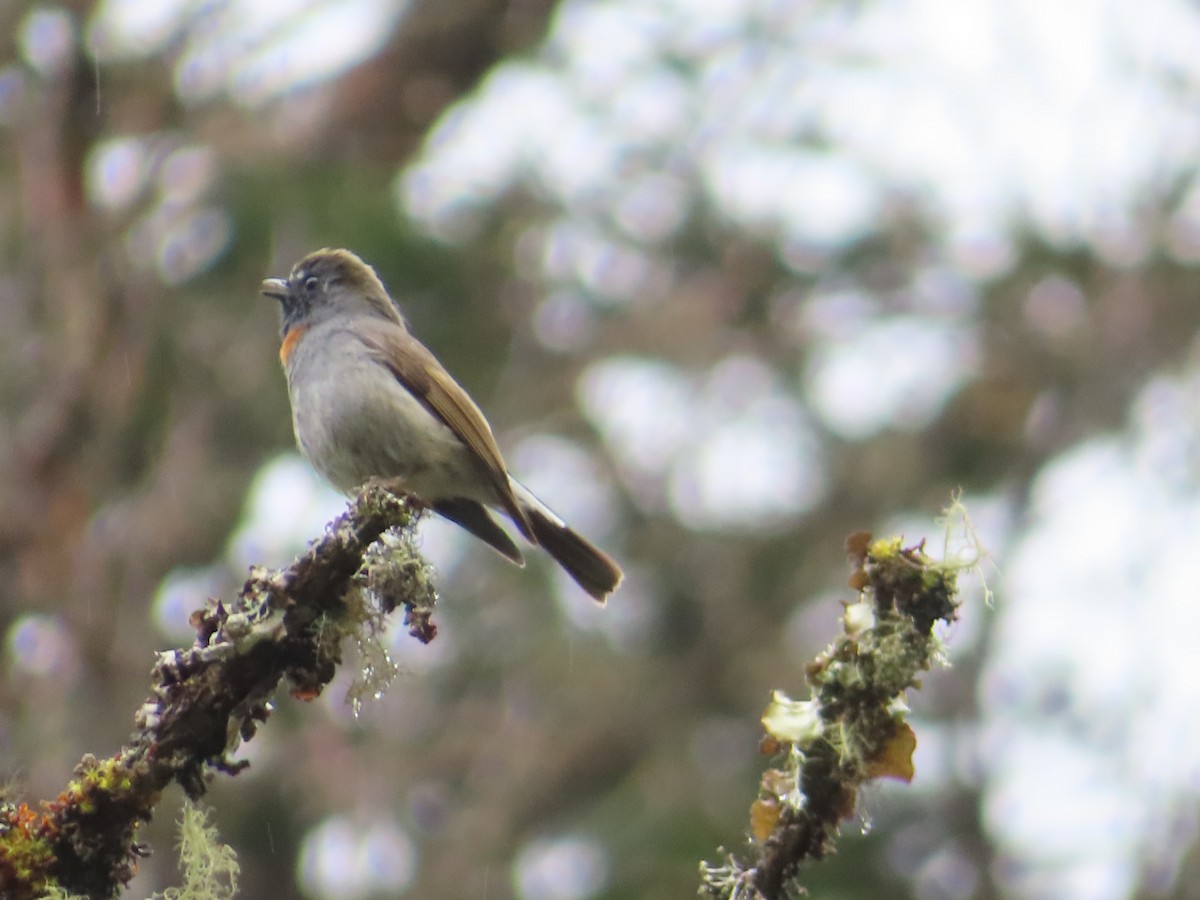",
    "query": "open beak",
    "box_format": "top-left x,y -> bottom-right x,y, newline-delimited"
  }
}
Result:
260,277 -> 289,301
